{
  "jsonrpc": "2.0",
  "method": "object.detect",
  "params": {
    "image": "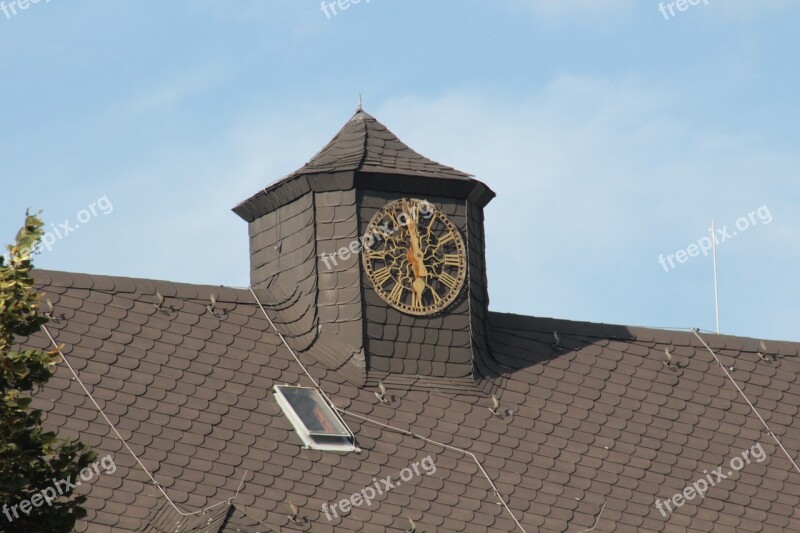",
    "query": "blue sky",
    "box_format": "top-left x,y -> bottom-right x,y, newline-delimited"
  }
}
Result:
2,0 -> 798,341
